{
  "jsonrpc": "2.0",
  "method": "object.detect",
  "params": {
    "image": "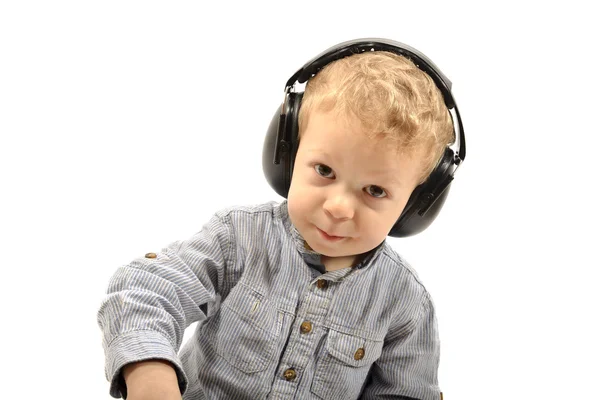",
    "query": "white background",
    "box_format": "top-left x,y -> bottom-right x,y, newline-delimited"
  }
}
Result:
1,1 -> 599,399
